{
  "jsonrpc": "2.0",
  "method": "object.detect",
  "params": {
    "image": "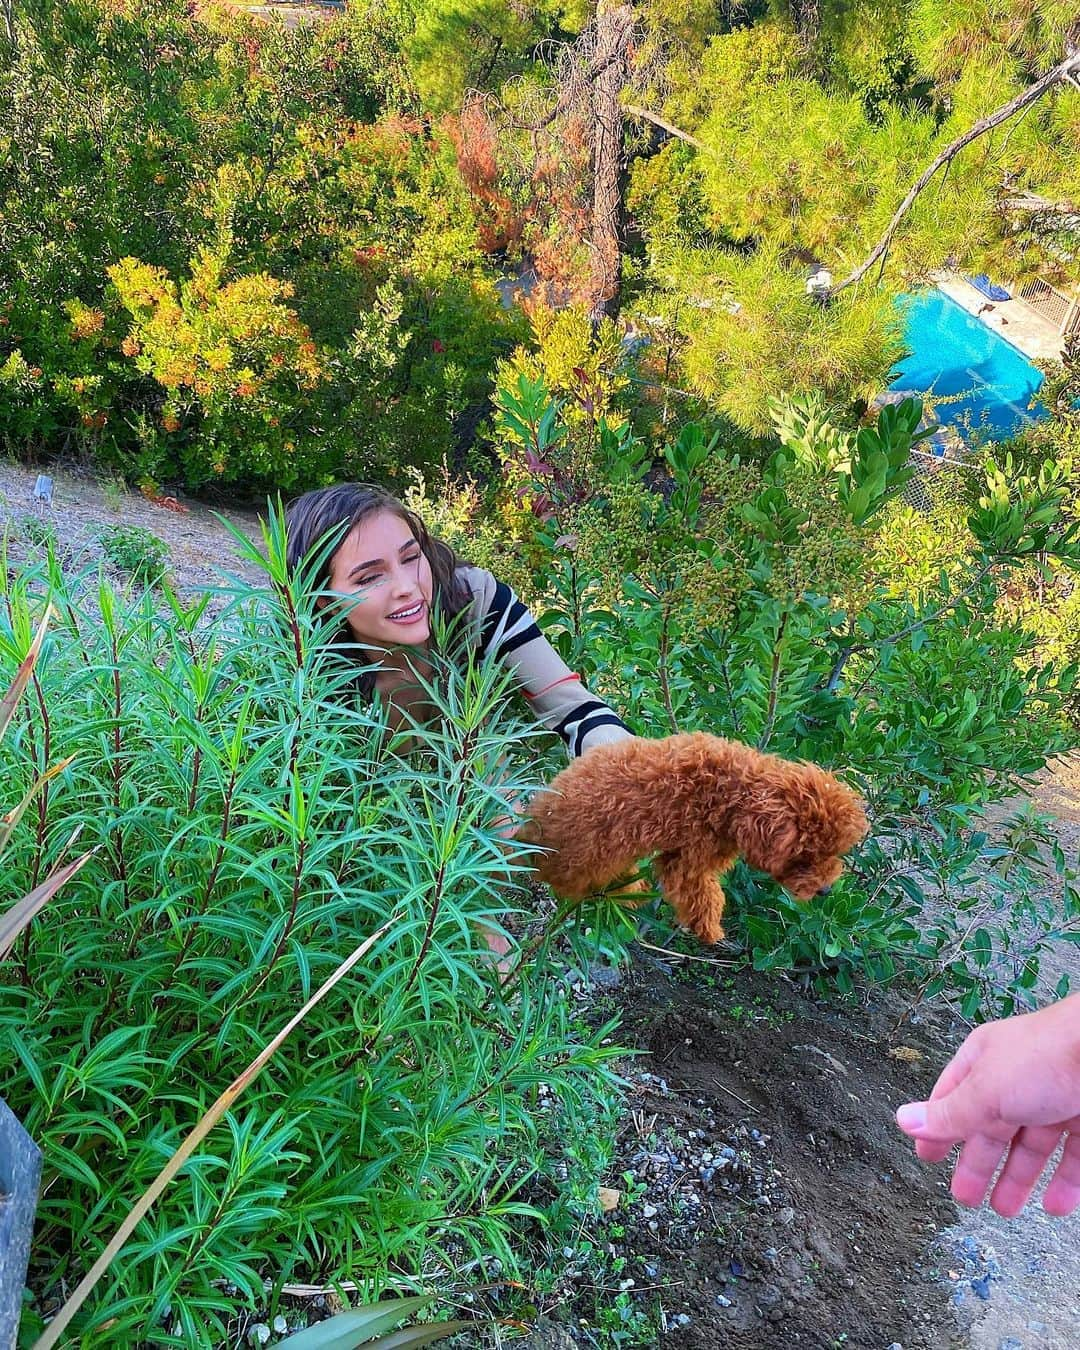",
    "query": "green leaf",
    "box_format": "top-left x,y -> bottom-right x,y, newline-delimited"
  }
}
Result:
275,1299 -> 437,1348
376,1322 -> 472,1349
